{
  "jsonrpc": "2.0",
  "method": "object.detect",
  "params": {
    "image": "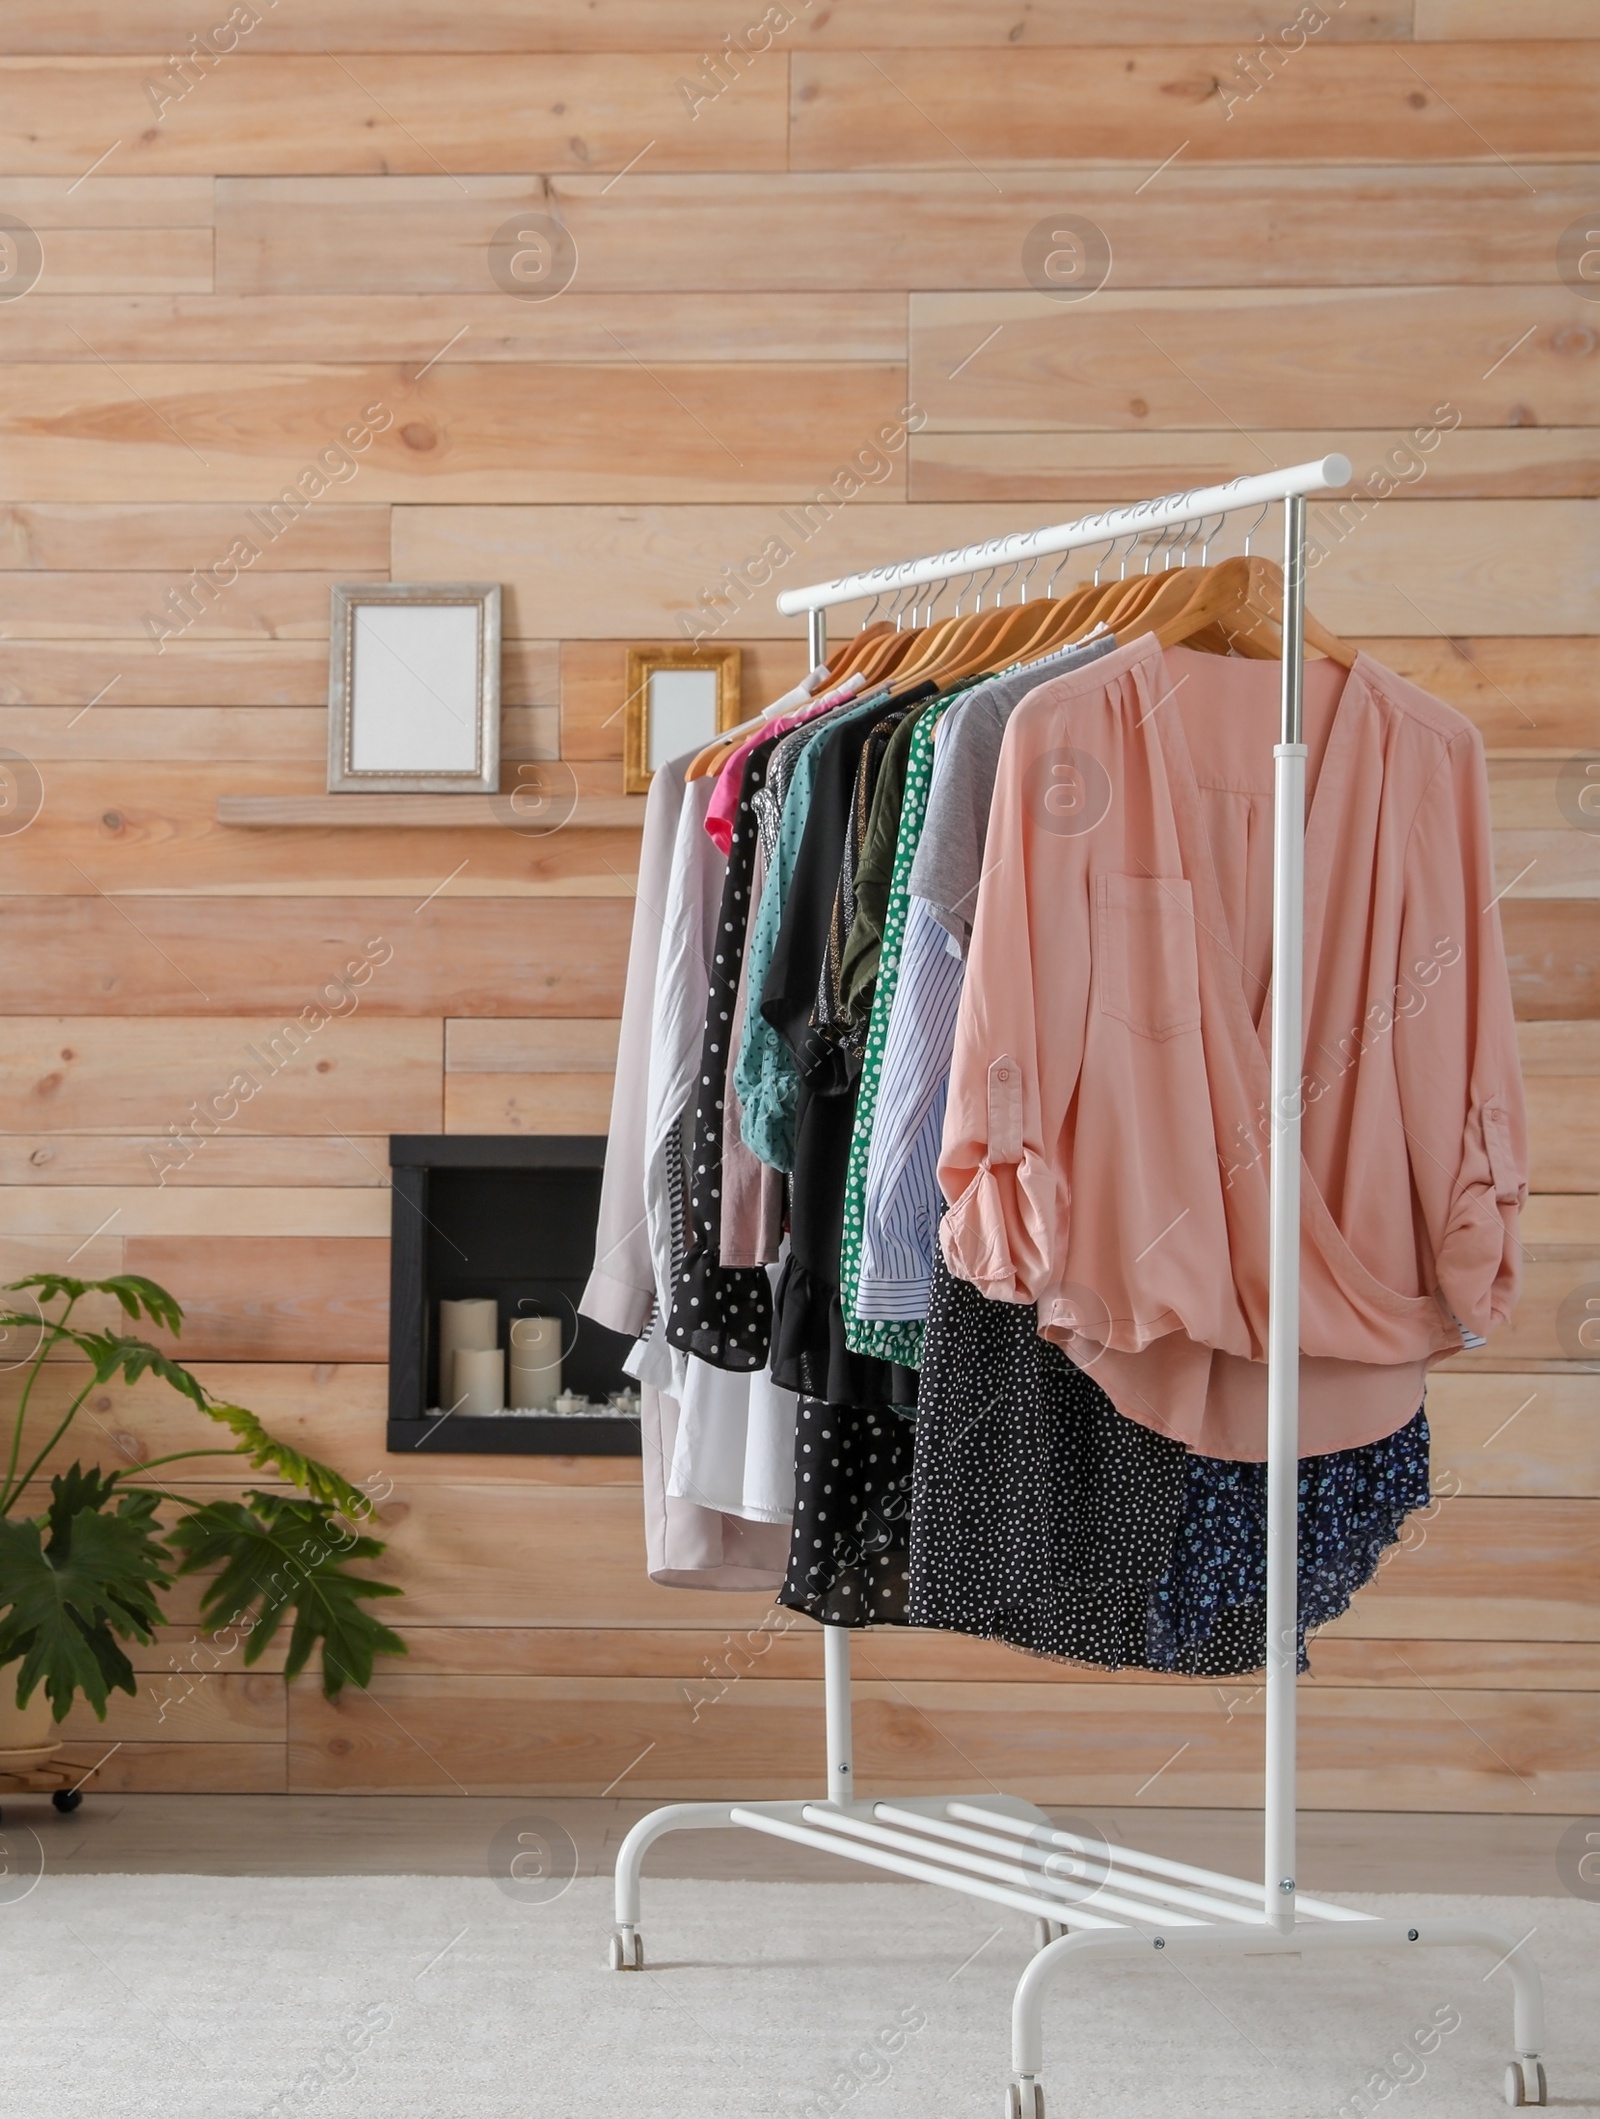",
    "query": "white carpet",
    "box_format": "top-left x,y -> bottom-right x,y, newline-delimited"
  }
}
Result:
2,1875 -> 1596,2117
